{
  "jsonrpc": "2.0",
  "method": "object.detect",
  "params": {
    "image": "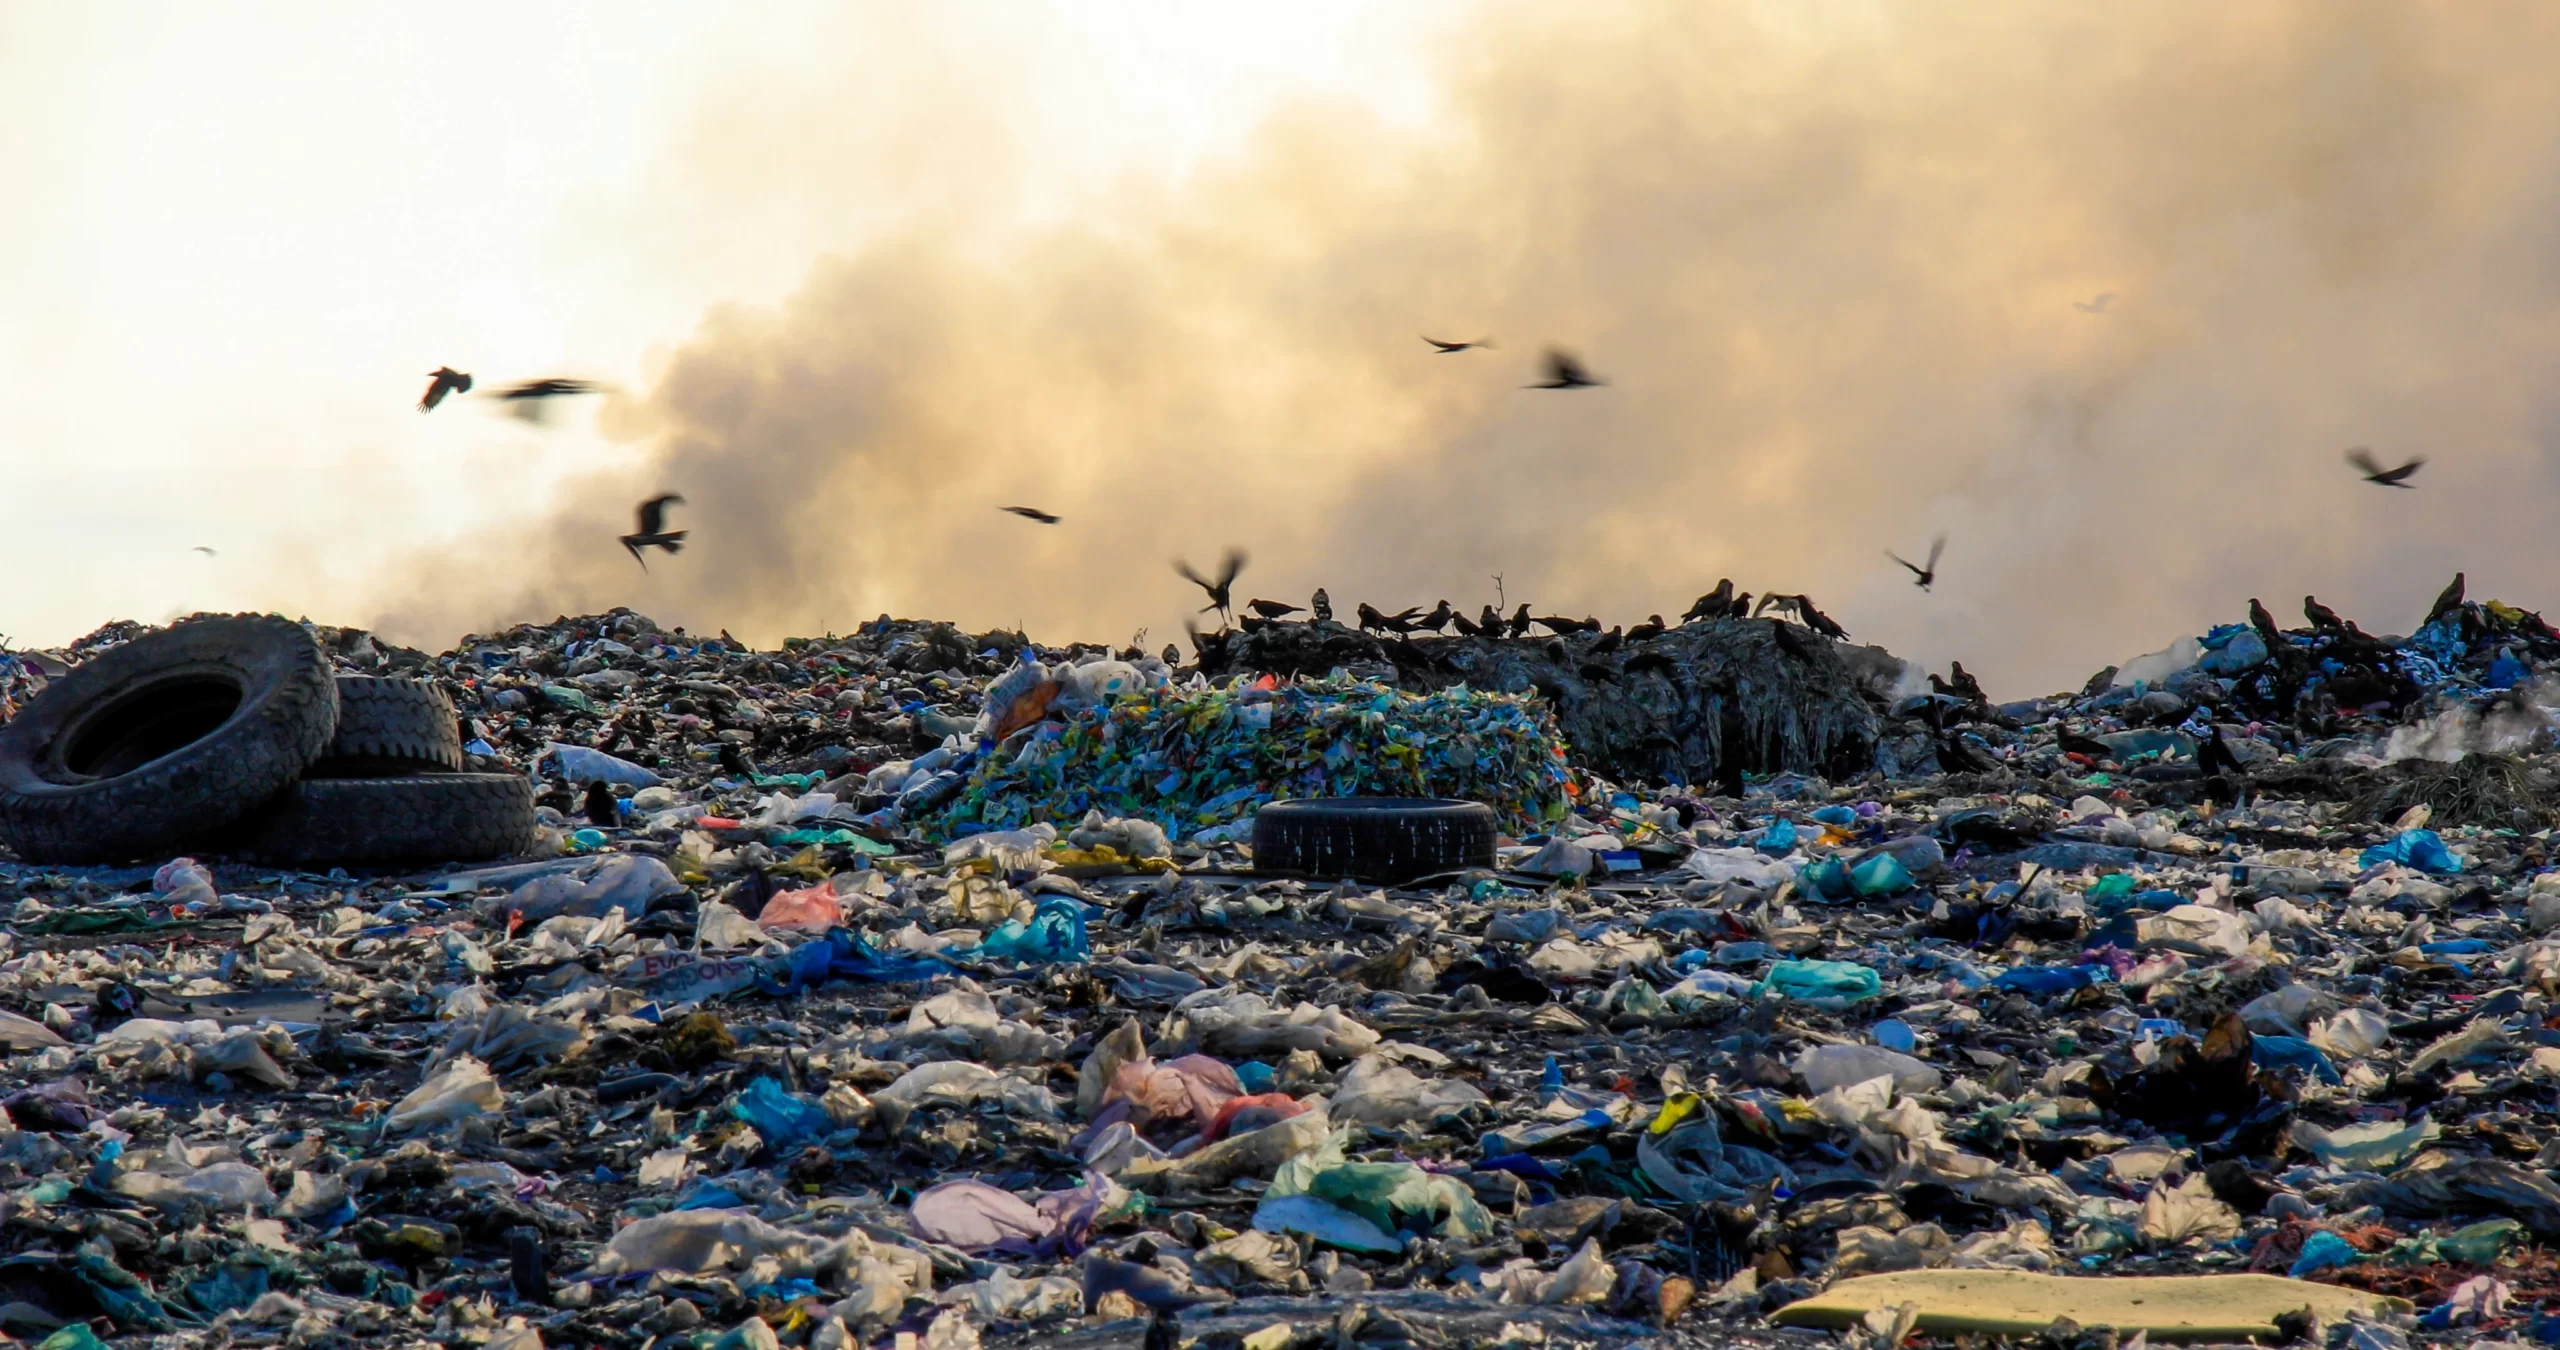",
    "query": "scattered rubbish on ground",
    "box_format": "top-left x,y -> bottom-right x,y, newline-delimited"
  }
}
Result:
0,585 -> 2554,1348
